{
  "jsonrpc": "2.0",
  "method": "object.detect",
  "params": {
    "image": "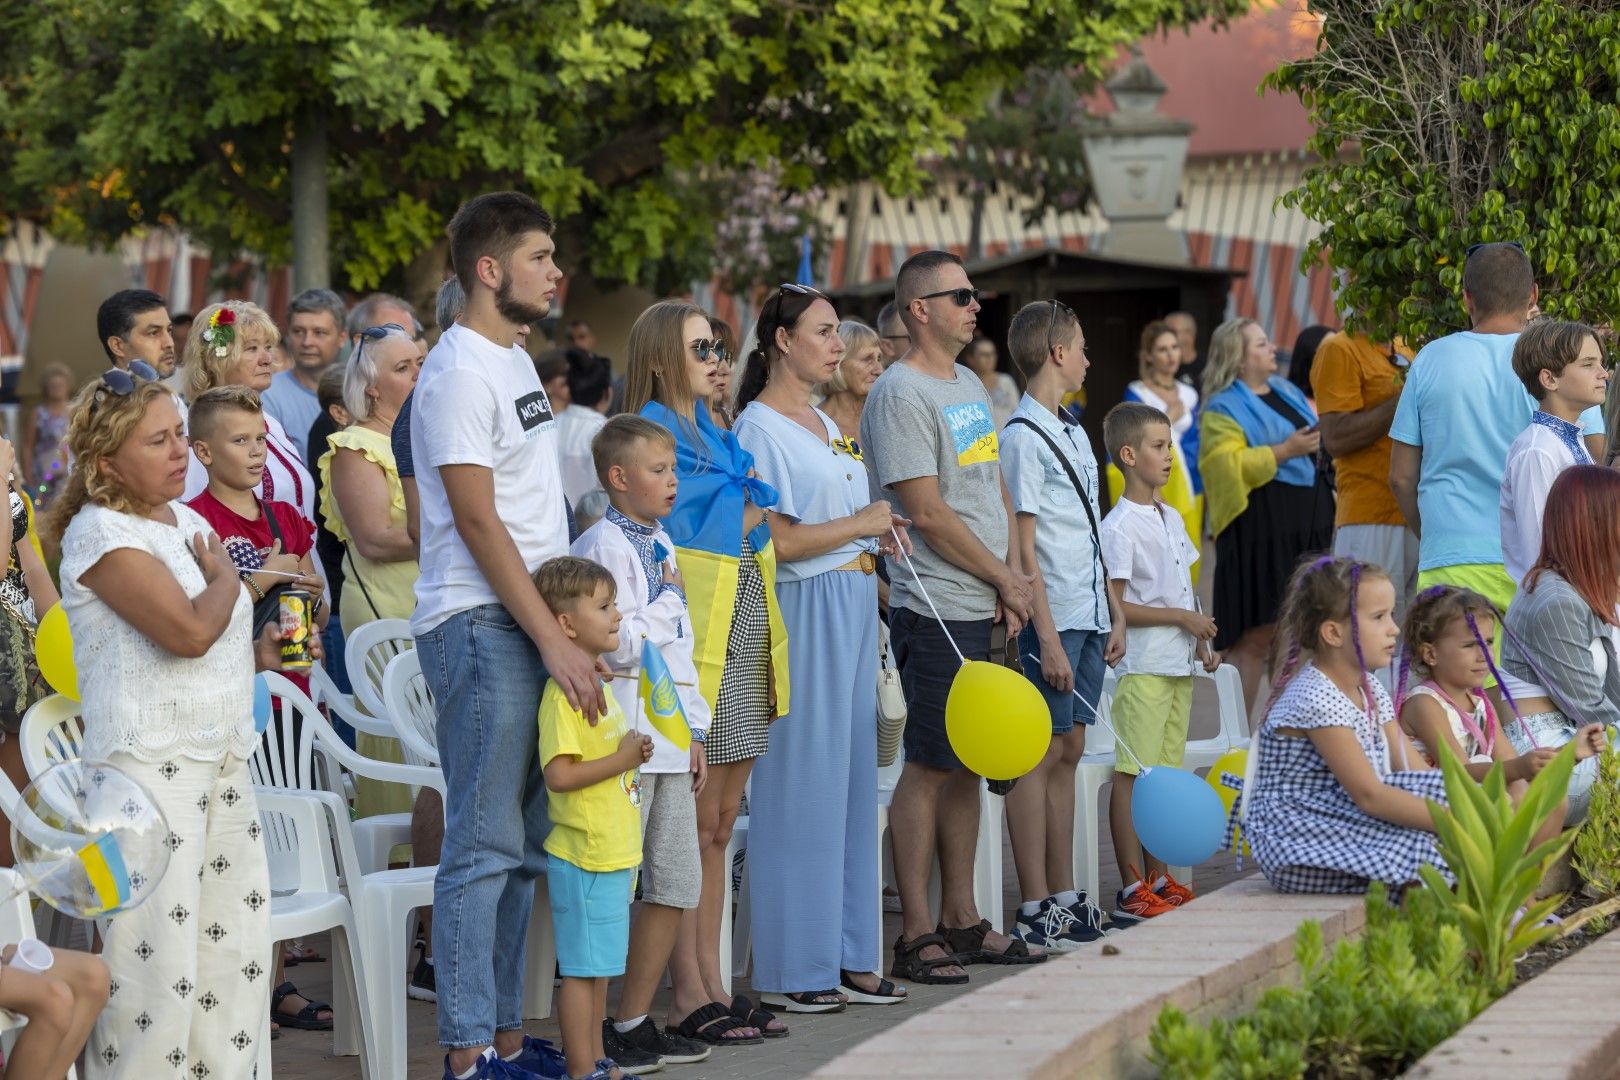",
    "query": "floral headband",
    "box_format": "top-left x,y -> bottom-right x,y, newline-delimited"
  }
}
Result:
200,307 -> 237,358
